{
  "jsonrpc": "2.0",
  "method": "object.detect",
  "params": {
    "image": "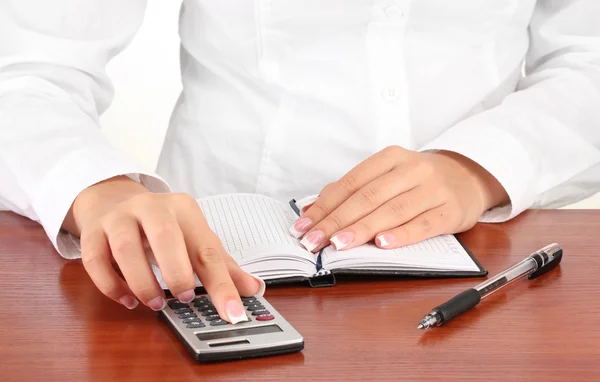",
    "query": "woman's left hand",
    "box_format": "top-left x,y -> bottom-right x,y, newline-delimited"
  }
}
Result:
289,146 -> 509,252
